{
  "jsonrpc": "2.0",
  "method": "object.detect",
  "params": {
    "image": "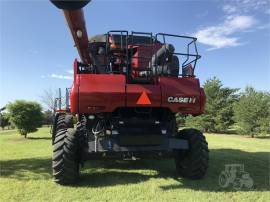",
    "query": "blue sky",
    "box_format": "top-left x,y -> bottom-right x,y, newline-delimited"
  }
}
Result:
0,0 -> 270,108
